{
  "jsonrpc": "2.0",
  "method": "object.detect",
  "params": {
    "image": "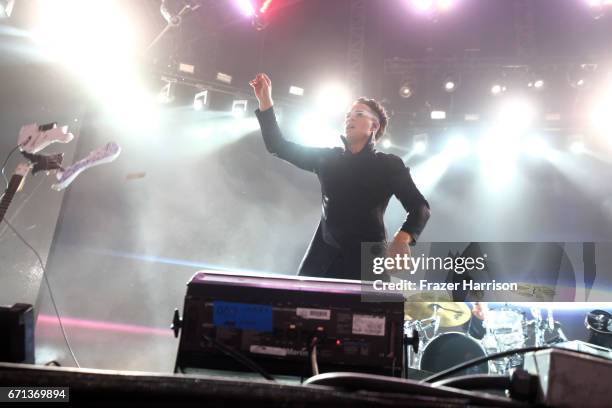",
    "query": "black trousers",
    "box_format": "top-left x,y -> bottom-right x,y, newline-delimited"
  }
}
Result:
298,223 -> 387,281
